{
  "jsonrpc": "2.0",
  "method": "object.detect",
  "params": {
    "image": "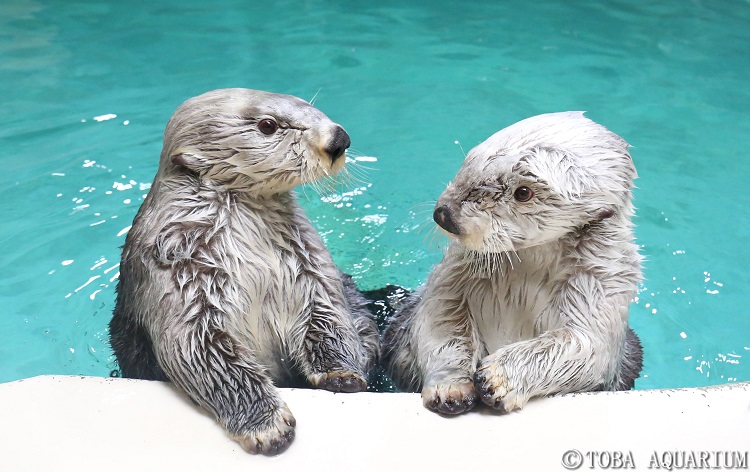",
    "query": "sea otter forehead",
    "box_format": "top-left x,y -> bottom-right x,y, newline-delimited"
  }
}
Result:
182,88 -> 333,128
455,111 -> 619,180
466,112 -> 592,163
444,112 -> 609,196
